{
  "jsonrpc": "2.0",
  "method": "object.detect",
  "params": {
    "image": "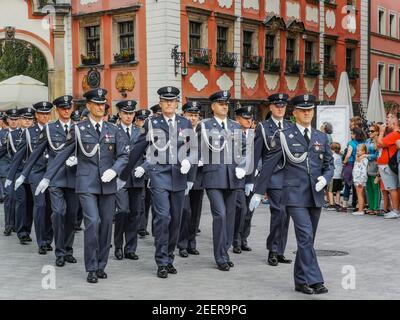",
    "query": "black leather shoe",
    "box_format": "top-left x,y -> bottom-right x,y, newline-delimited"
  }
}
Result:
196,228 -> 201,234
125,252 -> 139,260
19,236 -> 30,244
96,270 -> 107,279
38,246 -> 47,255
227,261 -> 234,268
277,255 -> 292,264
65,255 -> 77,263
241,244 -> 252,251
74,225 -> 82,231
26,236 -> 32,242
179,249 -> 188,258
55,256 -> 65,267
87,271 -> 98,283
295,284 -> 314,295
46,244 -> 53,251
157,266 -> 168,278
233,246 -> 242,254
114,248 -> 123,260
268,252 -> 278,266
311,283 -> 328,294
166,264 -> 177,274
138,229 -> 146,237
187,248 -> 200,255
3,228 -> 11,236
217,263 -> 230,271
